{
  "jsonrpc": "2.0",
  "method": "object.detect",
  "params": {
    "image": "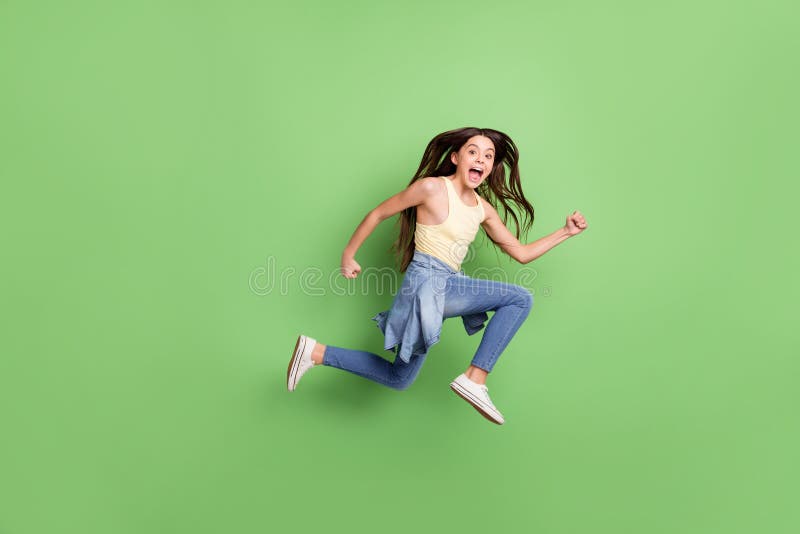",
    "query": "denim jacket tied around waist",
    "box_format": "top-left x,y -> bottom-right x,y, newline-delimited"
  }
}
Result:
371,251 -> 489,363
